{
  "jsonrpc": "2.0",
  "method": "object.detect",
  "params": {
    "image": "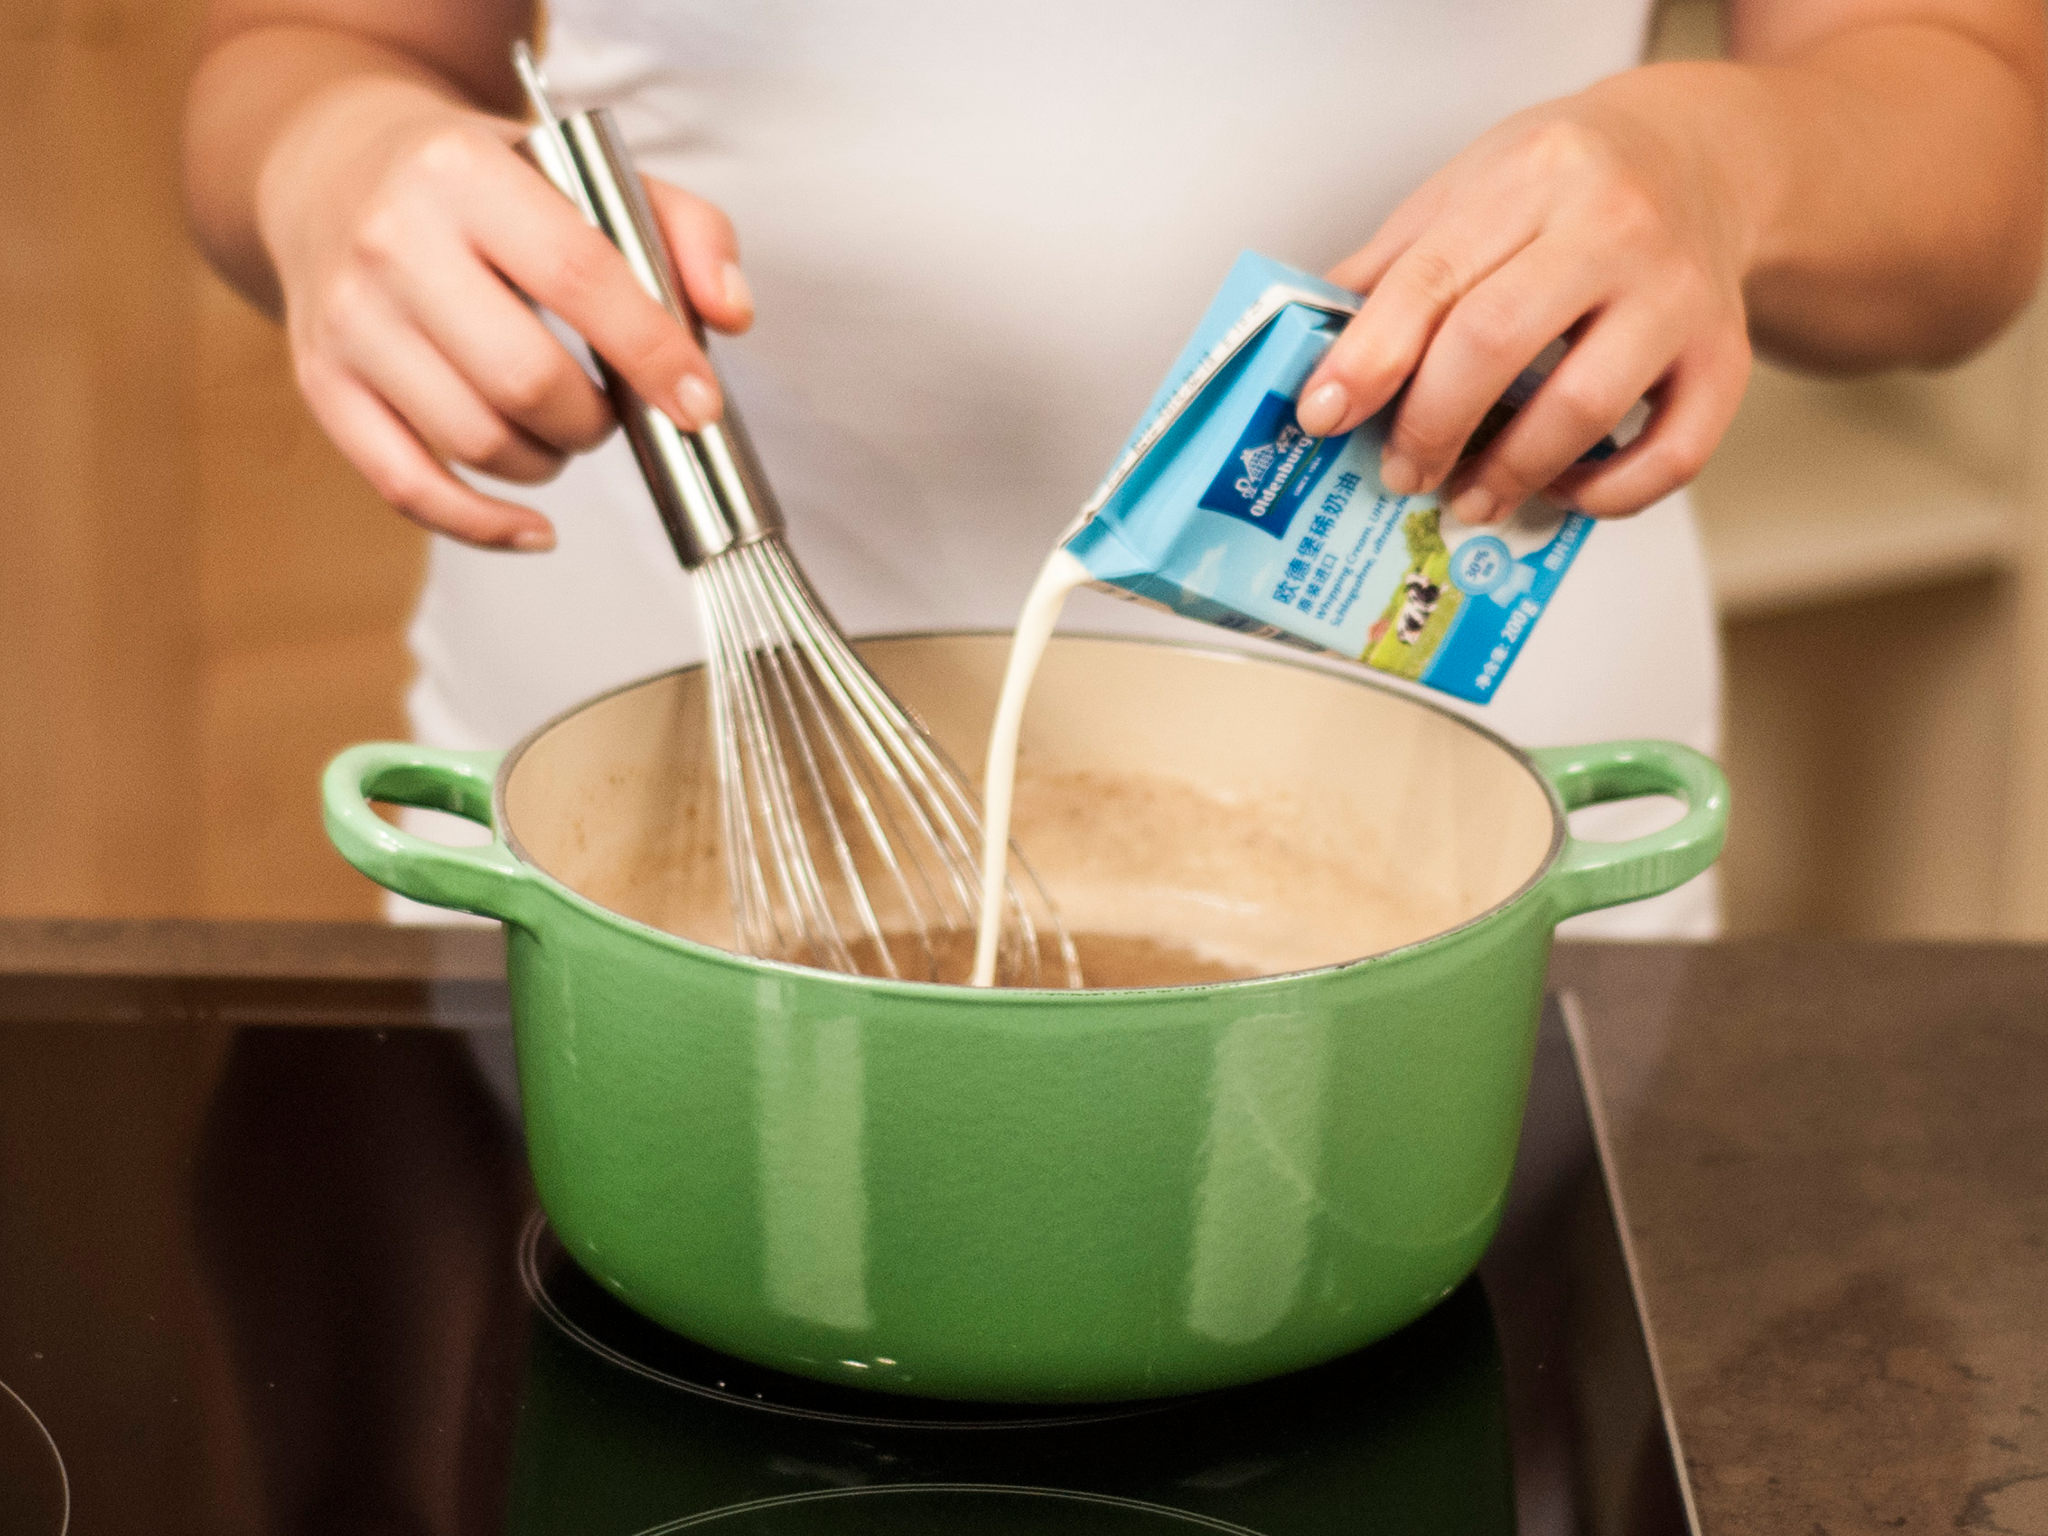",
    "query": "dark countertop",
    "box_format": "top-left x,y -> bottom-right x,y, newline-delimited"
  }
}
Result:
3,921 -> 2042,1534
1548,942 -> 2048,1536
